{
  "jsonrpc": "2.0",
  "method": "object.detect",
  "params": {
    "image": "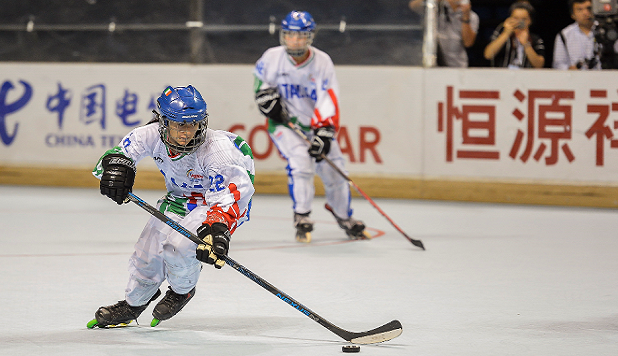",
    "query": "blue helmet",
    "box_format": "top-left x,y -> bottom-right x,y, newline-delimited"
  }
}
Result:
280,11 -> 316,57
281,11 -> 315,32
156,85 -> 208,154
